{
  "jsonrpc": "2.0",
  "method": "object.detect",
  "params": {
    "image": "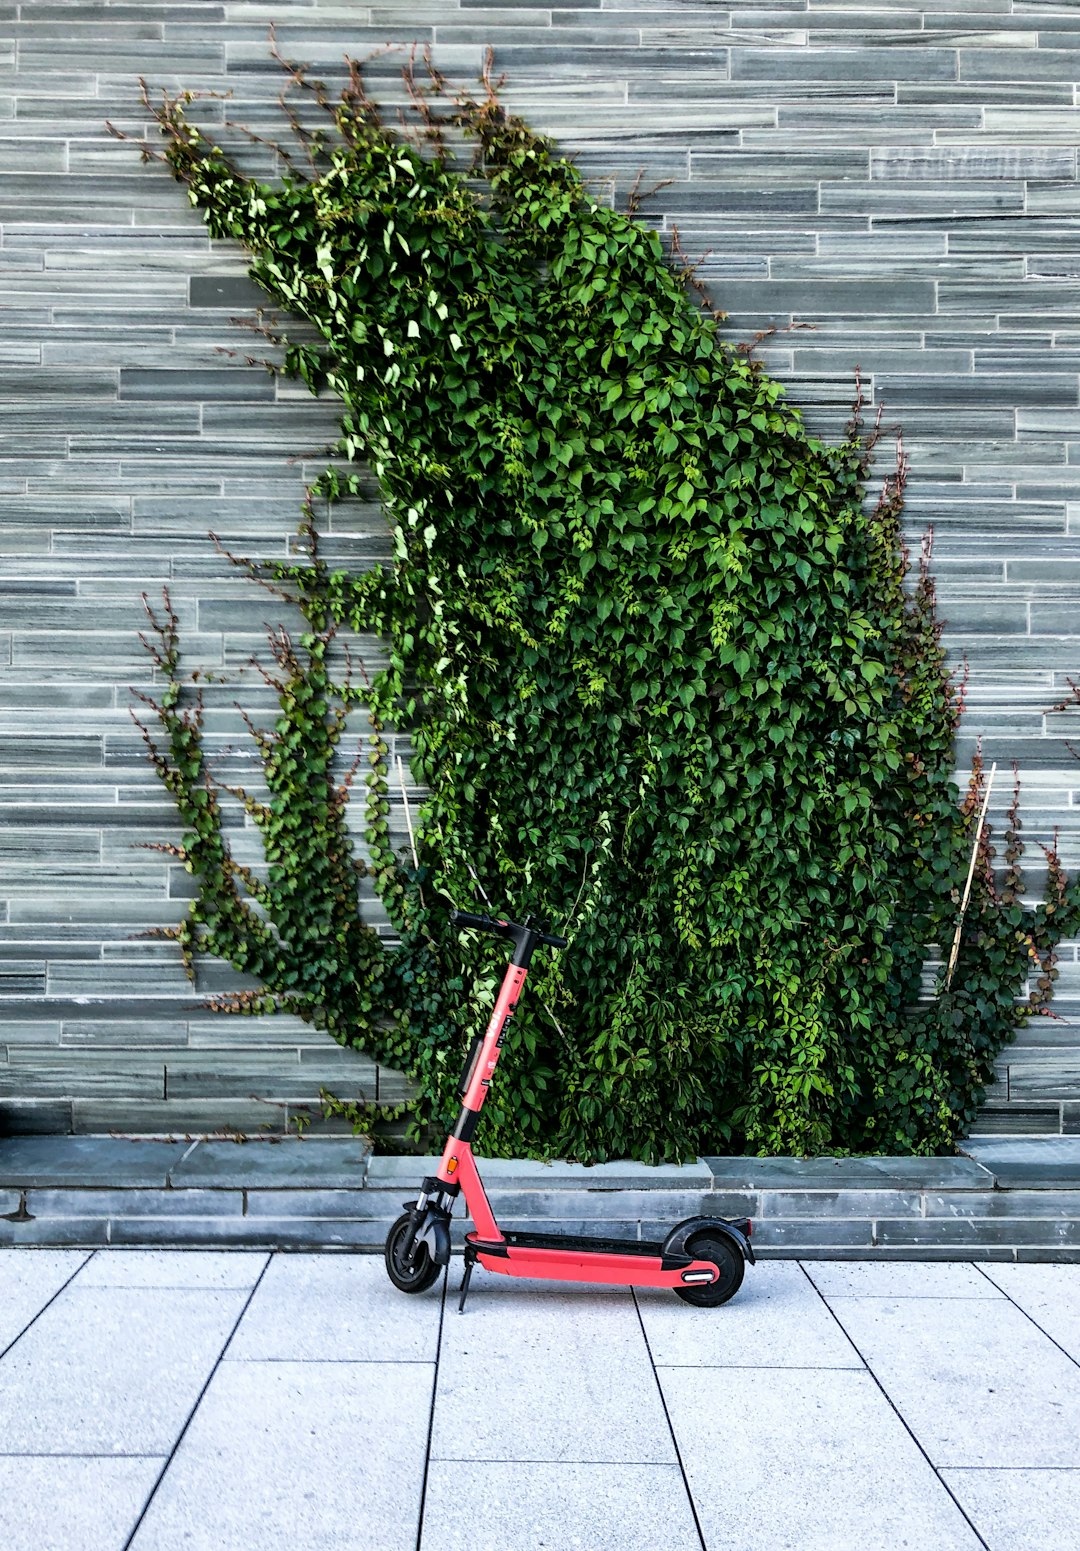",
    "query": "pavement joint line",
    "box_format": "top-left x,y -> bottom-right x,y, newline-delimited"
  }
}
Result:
119,1251 -> 273,1551
798,1262 -> 993,1551
630,1285 -> 708,1551
972,1262 -> 1080,1374
0,1250 -> 91,1364
414,1261 -> 448,1551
